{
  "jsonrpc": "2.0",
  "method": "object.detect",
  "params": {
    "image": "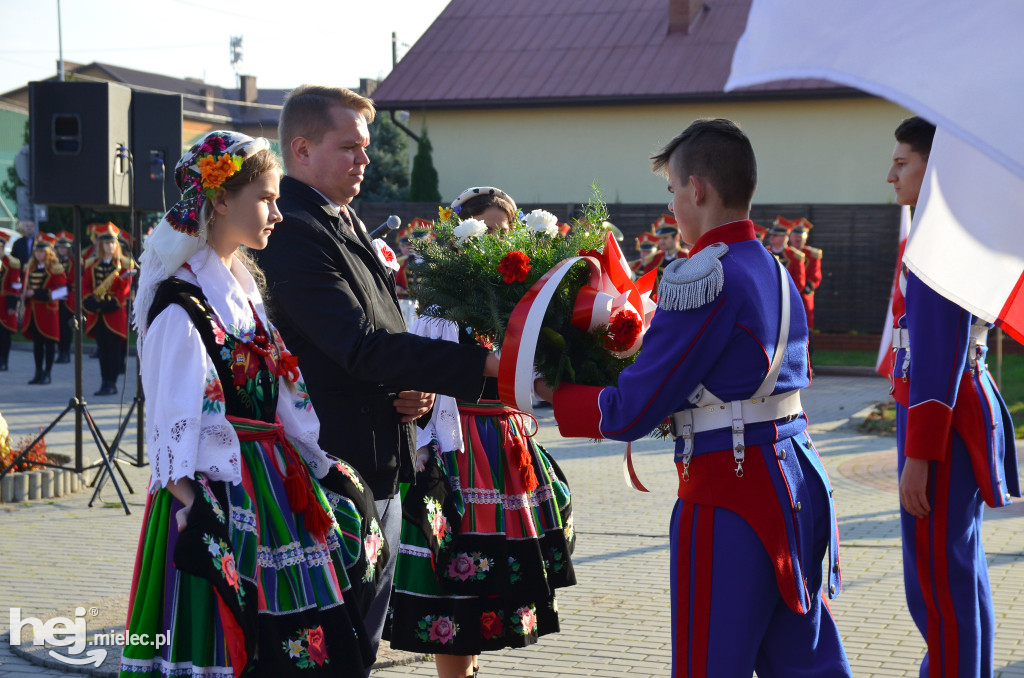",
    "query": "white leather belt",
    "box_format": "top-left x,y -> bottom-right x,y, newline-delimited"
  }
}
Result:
671,390 -> 803,481
891,327 -> 910,350
670,390 -> 803,440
